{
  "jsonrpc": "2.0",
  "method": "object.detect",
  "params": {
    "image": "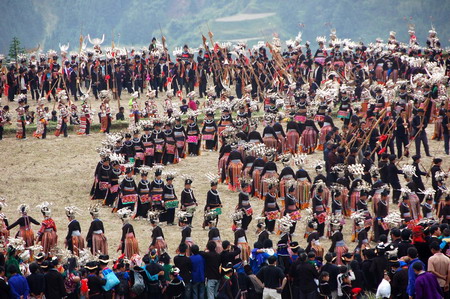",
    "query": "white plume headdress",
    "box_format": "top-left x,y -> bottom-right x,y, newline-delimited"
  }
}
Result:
277,215 -> 294,233
117,208 -> 133,220
36,202 -> 52,216
65,206 -> 81,218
